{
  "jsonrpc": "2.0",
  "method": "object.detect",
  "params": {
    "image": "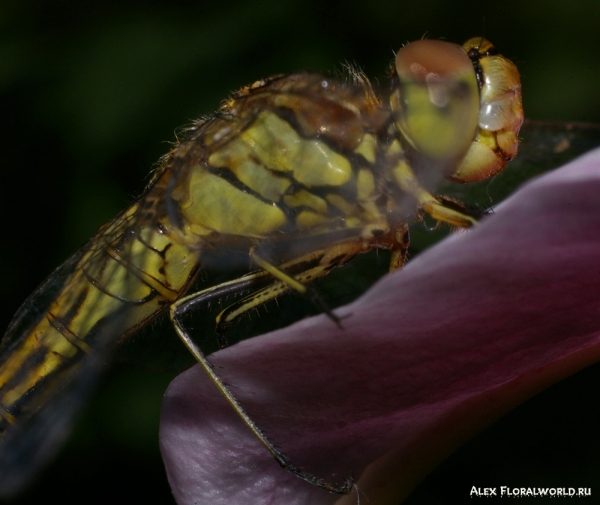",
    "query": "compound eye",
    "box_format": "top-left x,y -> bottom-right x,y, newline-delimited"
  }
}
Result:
392,39 -> 479,165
